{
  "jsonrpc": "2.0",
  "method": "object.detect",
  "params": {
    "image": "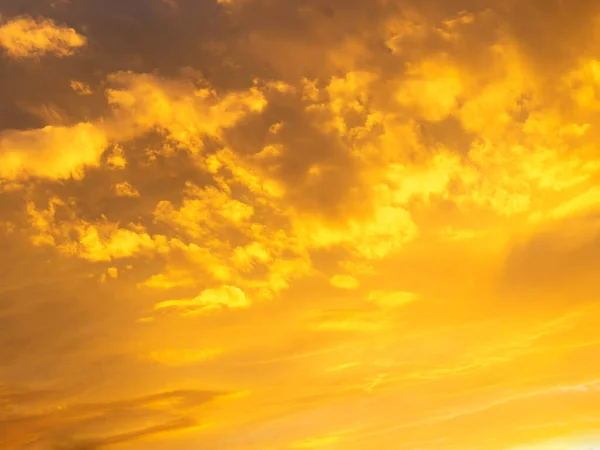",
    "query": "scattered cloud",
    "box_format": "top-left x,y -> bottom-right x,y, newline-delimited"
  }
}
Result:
69,80 -> 92,95
0,15 -> 86,59
114,181 -> 140,197
0,123 -> 108,180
